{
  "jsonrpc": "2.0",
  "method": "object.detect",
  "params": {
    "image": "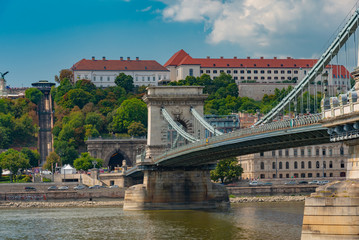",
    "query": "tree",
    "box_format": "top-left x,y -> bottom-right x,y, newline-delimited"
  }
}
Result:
128,121 -> 147,137
115,73 -> 134,92
43,152 -> 61,171
25,88 -> 43,105
21,148 -> 40,167
0,149 -> 30,182
60,89 -> 92,109
55,69 -> 73,84
210,157 -> 243,183
73,152 -> 103,171
112,98 -> 147,133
